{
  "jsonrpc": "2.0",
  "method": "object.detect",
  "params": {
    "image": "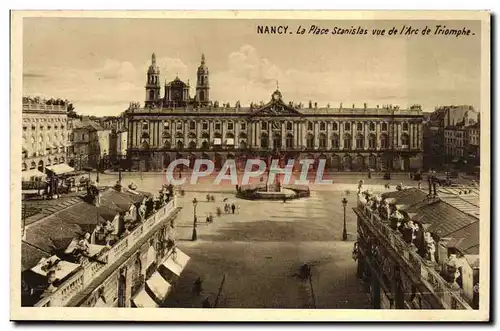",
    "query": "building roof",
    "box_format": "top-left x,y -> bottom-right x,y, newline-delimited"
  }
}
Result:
73,120 -> 106,131
382,187 -> 480,255
22,187 -> 150,270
